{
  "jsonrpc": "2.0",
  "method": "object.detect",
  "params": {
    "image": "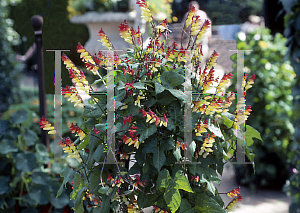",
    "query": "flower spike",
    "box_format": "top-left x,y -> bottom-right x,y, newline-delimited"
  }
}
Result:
98,28 -> 114,50
136,0 -> 153,23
